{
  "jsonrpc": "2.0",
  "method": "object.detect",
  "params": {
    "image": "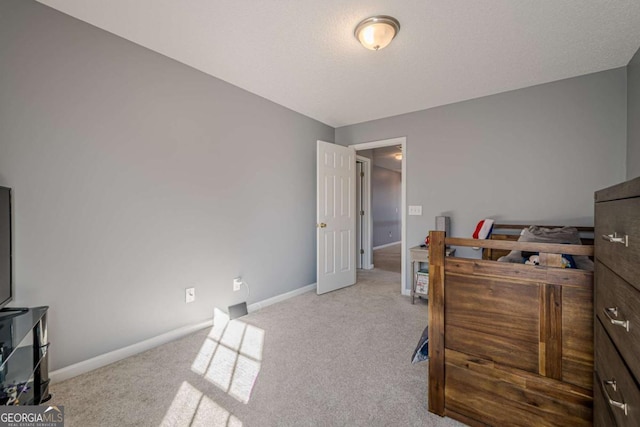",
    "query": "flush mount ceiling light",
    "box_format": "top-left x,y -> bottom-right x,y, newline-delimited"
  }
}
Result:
394,146 -> 402,160
354,15 -> 400,51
